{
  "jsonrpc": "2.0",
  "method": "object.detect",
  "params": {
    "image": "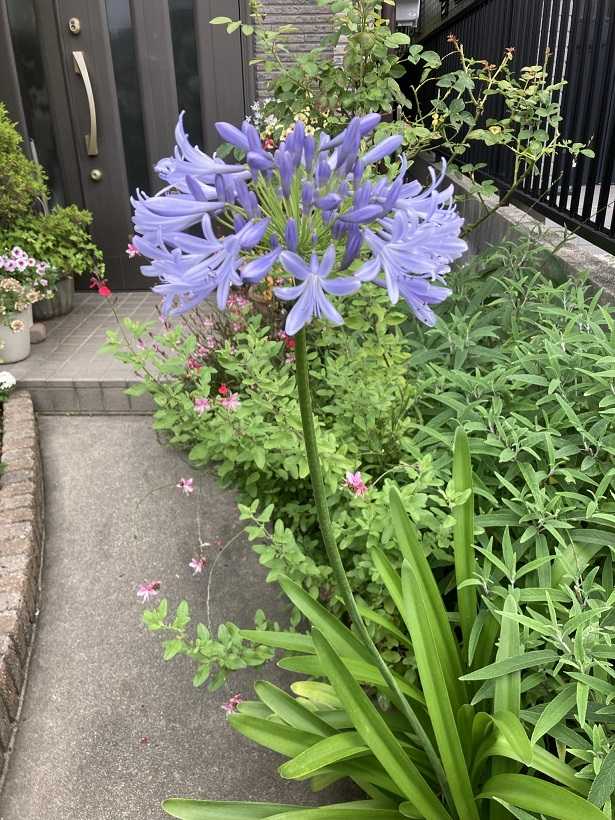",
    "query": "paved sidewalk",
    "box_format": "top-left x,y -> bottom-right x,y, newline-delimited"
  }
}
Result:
0,417 -> 343,819
8,293 -> 160,413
